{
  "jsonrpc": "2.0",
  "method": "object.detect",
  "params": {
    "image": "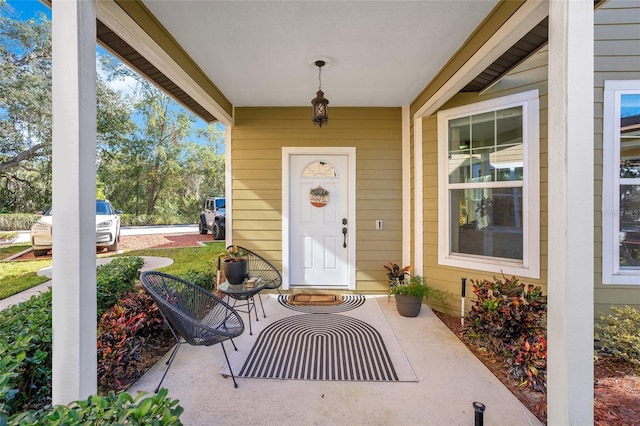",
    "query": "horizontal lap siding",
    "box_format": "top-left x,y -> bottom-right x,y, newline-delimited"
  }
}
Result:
594,1 -> 640,316
420,47 -> 549,315
232,107 -> 402,293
